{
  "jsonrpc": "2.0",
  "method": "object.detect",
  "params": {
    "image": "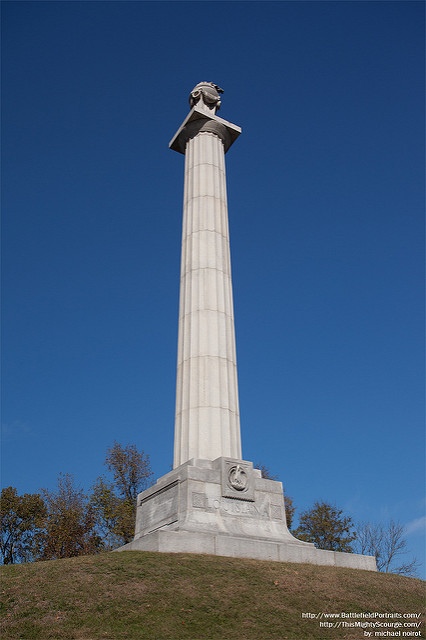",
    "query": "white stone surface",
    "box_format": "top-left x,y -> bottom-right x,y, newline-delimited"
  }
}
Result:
118,530 -> 376,570
116,458 -> 376,572
169,106 -> 241,154
174,131 -> 242,467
